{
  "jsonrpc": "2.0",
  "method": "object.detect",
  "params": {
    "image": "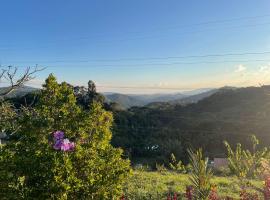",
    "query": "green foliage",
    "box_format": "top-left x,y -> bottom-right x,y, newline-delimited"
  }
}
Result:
0,101 -> 17,134
112,86 -> 270,165
0,74 -> 131,199
188,148 -> 213,200
134,164 -> 151,172
123,171 -> 262,199
156,163 -> 167,174
169,153 -> 186,173
224,135 -> 269,179
212,166 -> 231,177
